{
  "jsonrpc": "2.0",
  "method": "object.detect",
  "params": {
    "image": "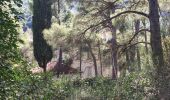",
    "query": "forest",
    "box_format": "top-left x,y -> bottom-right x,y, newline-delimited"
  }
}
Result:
0,0 -> 170,99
